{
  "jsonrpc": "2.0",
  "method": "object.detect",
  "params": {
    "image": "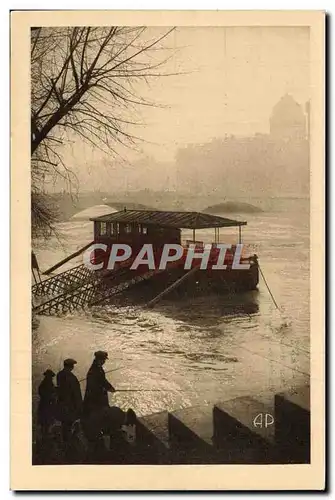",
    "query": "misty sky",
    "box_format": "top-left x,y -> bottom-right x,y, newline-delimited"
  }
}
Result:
62,26 -> 310,189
